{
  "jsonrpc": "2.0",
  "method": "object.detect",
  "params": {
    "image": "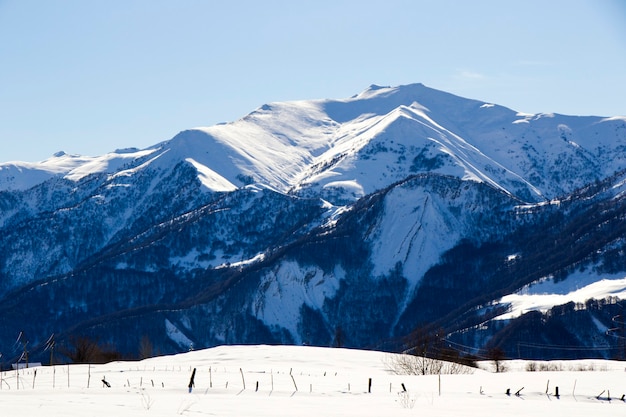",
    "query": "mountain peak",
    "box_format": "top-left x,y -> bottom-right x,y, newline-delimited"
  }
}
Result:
1,83 -> 626,360
3,83 -> 623,203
